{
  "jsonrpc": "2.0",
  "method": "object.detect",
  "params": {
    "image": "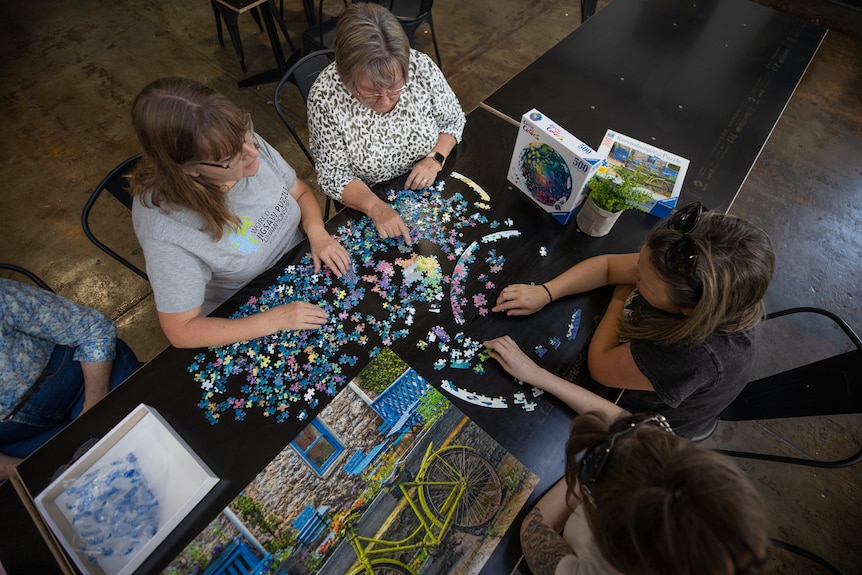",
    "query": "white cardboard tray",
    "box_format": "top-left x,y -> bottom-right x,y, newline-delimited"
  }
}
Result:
34,404 -> 219,575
